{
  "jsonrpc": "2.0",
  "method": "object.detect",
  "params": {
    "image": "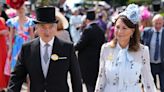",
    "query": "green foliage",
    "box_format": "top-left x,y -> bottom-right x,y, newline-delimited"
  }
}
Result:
109,0 -> 128,7
160,12 -> 164,17
37,0 -> 58,6
84,0 -> 101,1
128,0 -> 151,4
